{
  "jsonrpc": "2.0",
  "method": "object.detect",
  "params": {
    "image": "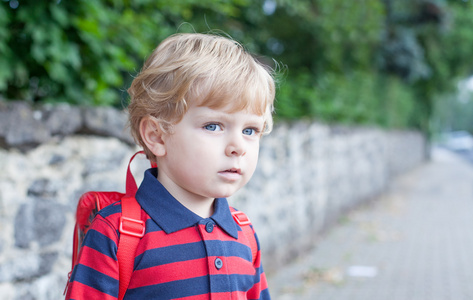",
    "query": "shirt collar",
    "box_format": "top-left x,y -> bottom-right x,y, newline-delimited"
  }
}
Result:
136,168 -> 239,239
